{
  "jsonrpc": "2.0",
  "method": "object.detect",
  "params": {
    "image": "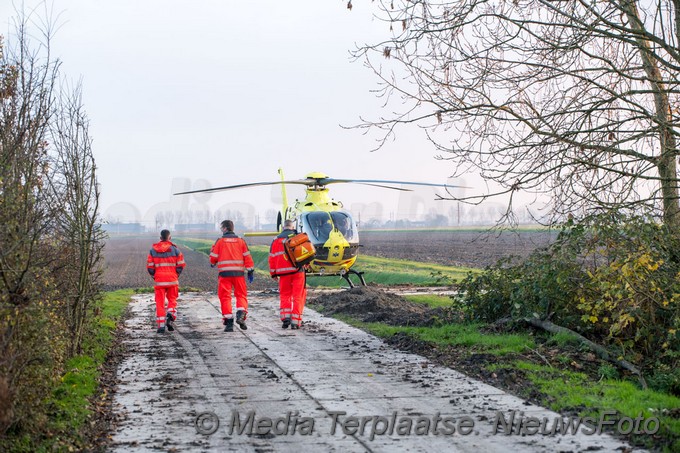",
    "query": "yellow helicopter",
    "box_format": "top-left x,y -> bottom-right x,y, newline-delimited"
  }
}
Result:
174,169 -> 465,287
